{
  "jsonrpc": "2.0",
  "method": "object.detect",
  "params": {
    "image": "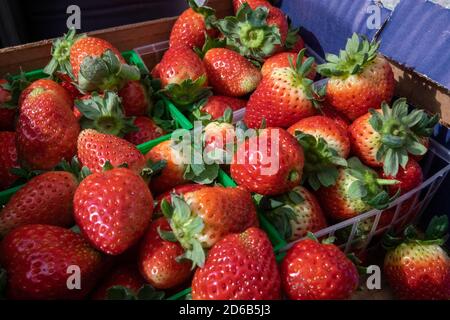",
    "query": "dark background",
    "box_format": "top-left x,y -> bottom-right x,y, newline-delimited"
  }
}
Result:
0,0 -> 189,48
